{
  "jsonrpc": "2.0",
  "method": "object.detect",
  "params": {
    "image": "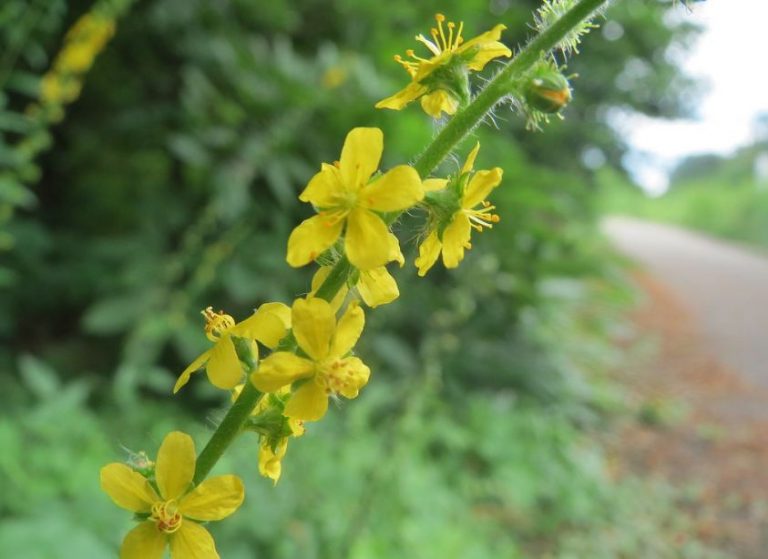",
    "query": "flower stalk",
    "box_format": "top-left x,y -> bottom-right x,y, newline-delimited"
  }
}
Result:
191,0 -> 610,486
